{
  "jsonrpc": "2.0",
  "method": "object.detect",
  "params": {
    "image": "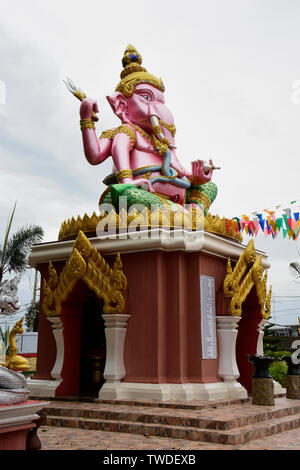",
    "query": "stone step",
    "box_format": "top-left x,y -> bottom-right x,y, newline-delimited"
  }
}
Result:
45,411 -> 300,446
40,395 -> 251,410
43,398 -> 300,431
